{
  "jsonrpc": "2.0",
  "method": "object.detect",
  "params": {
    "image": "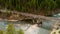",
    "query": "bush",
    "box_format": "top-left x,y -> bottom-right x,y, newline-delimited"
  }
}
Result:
18,29 -> 24,34
0,24 -> 24,34
0,30 -> 3,34
6,24 -> 15,34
